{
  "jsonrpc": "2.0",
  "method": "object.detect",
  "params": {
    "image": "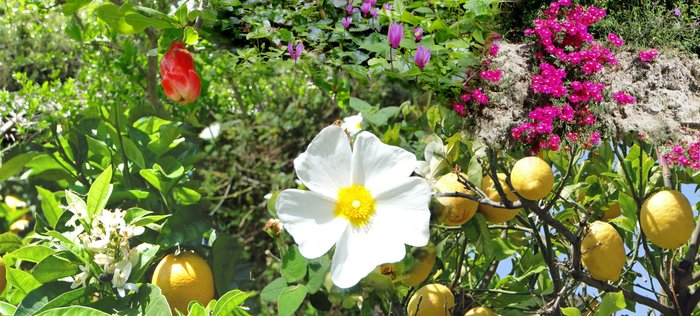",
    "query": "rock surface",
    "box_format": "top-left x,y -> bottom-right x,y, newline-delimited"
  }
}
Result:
476,42 -> 700,147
